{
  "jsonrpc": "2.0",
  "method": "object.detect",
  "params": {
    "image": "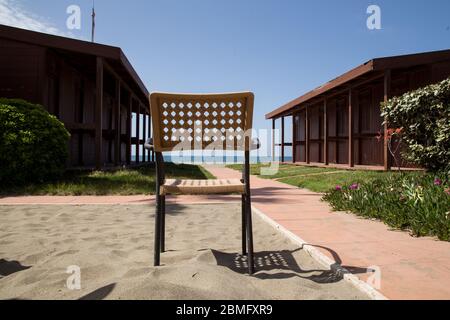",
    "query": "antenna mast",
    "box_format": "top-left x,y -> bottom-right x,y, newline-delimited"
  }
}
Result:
91,0 -> 96,42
